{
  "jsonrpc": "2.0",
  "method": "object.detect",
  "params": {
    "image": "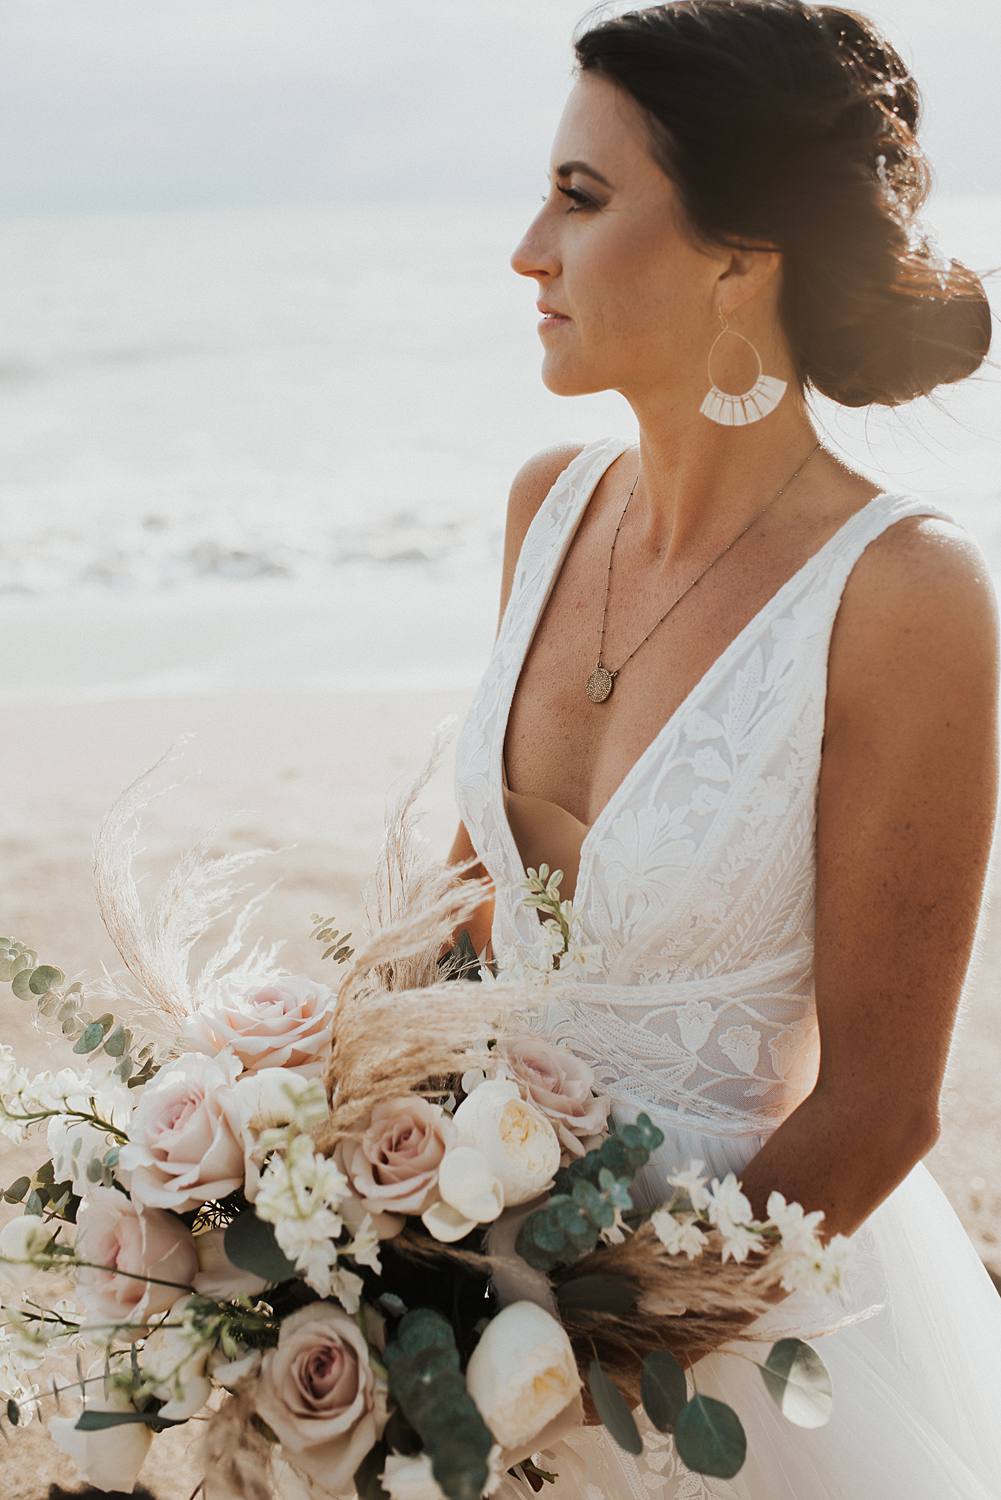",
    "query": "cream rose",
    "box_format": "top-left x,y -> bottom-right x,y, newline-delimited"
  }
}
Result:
337,1097 -> 456,1238
451,1080 -> 561,1206
118,1051 -> 245,1212
183,975 -> 336,1076
74,1187 -> 198,1325
464,1301 -> 583,1466
496,1035 -> 610,1159
254,1302 -> 387,1489
49,1362 -> 153,1492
